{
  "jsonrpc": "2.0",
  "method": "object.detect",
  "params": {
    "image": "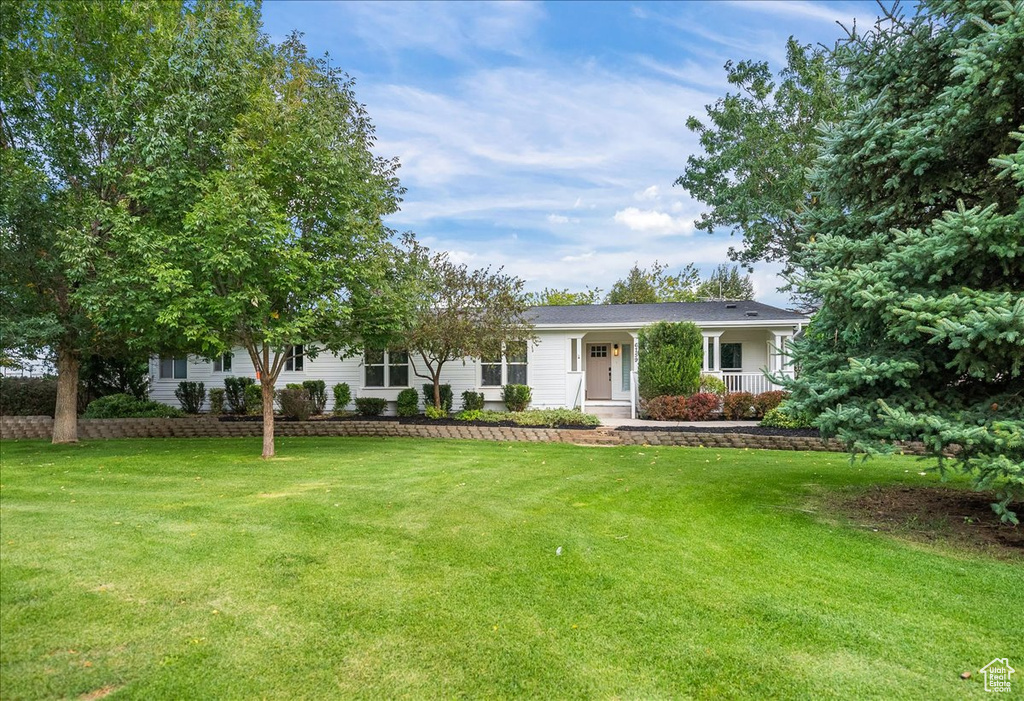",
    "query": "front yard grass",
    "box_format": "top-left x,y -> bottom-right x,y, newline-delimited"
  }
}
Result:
1,437 -> 1021,699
